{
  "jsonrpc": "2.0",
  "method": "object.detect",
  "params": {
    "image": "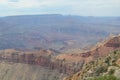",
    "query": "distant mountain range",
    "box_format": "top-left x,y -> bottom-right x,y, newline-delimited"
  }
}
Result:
0,14 -> 120,52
